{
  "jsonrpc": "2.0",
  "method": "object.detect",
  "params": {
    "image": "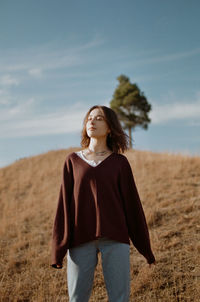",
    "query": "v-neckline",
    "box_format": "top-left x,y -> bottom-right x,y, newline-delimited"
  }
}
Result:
73,151 -> 114,168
